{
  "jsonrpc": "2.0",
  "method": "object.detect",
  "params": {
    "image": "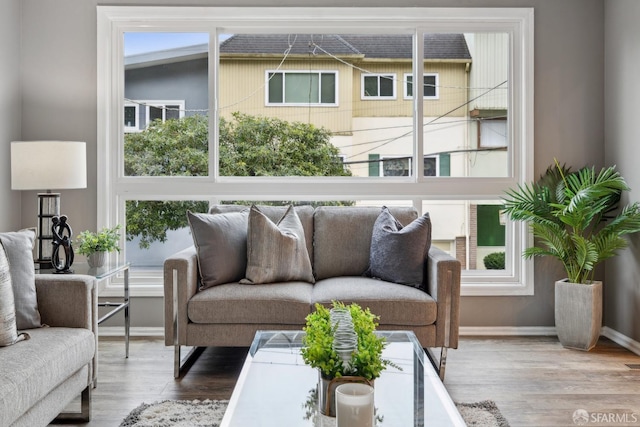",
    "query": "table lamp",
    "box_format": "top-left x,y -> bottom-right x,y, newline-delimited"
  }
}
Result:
10,141 -> 87,270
